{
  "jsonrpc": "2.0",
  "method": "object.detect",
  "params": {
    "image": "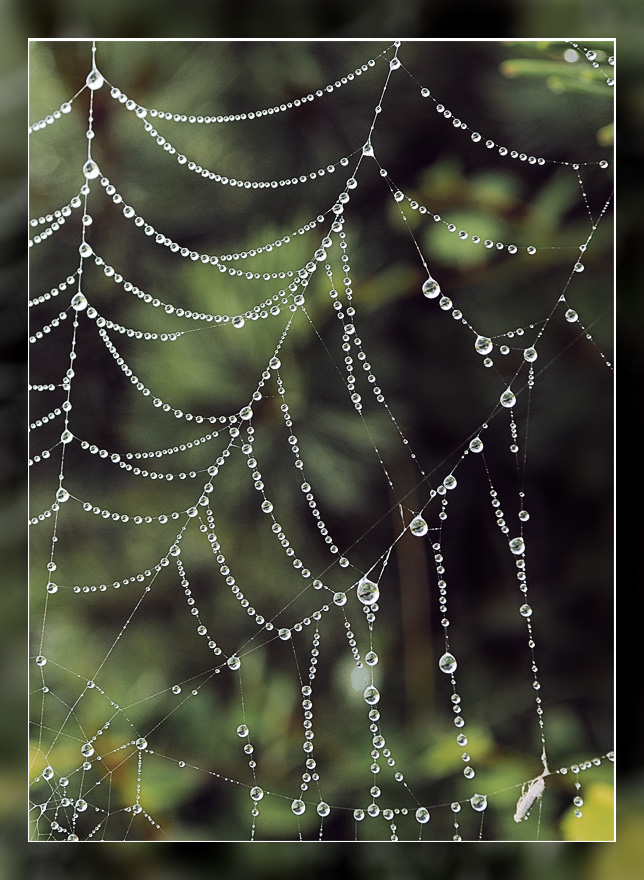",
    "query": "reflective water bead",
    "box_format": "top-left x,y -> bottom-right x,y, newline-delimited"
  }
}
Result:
565,309 -> 578,322
470,794 -> 487,811
240,406 -> 253,420
46,582 -> 58,594
469,437 -> 483,453
135,737 -> 148,749
75,799 -> 88,812
333,592 -> 347,606
523,347 -> 538,362
519,604 -> 532,617
500,389 -> 516,408
250,786 -> 264,801
415,807 -> 430,823
56,487 -> 69,503
278,628 -> 291,640
82,159 -> 100,179
72,292 -> 88,313
509,537 -> 525,555
60,429 -> 73,444
574,262 -> 584,272
261,500 -> 273,514
443,475 -> 457,490
439,296 -> 452,310
365,651 -> 379,666
357,577 -> 379,605
42,765 -> 54,780
172,685 -> 181,694
439,652 -> 457,674
410,515 -> 428,537
363,685 -> 380,705
86,68 -> 104,89
475,336 -> 493,355
232,315 -> 245,328
463,766 -> 475,779
291,799 -> 306,815
236,724 -> 249,737
354,809 -> 365,821
227,655 -> 241,670
317,801 -> 331,817
81,742 -> 95,757
422,277 -> 441,299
